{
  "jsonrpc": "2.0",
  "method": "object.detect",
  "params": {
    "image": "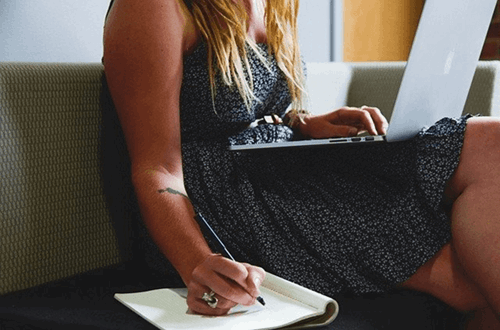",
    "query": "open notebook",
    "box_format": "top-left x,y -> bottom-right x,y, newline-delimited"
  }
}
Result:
115,272 -> 338,330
